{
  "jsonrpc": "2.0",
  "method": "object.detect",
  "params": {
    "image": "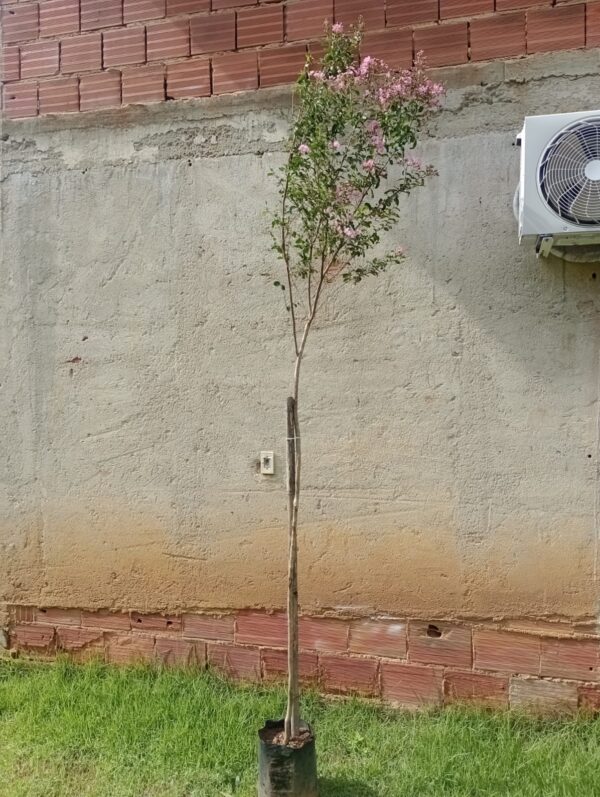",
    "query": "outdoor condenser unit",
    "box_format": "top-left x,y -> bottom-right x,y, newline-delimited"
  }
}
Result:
515,110 -> 600,259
